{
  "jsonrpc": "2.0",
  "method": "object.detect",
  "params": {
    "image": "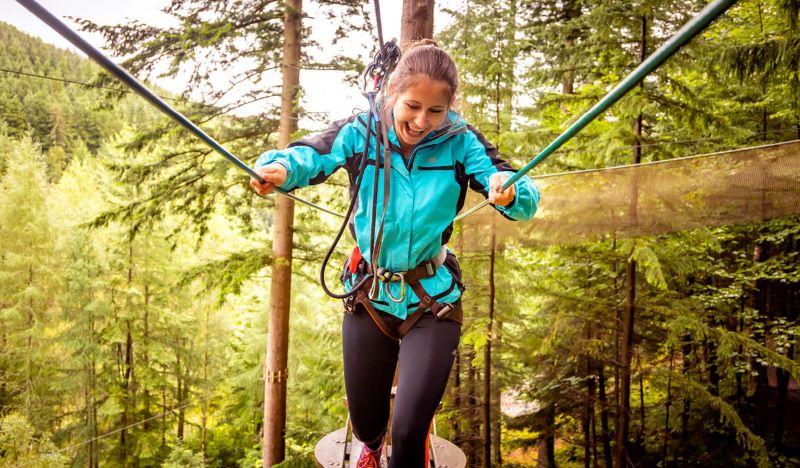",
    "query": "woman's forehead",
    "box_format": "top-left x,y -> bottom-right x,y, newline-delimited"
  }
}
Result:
398,76 -> 451,106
